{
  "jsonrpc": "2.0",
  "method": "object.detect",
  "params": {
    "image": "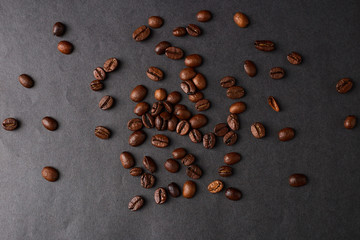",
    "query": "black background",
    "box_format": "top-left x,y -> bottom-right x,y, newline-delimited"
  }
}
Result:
0,0 -> 359,239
